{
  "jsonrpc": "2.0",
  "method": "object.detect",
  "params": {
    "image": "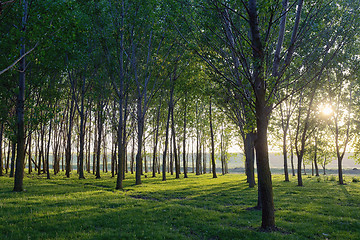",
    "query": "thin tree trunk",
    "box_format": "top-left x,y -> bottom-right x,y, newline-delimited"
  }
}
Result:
170,132 -> 173,175
183,96 -> 188,178
203,144 -> 206,174
93,112 -> 97,175
220,129 -> 225,175
66,97 -> 75,178
171,96 -> 179,179
289,130 -> 295,176
6,140 -> 11,174
283,132 -> 289,182
314,136 -> 319,176
0,123 -> 3,176
13,0 -> 27,191
152,99 -> 161,178
87,109 -> 91,173
10,141 -> 16,178
209,98 -> 217,178
131,131 -> 135,174
162,91 -> 172,181
46,119 -> 52,179
135,113 -> 144,185
96,102 -> 103,179
245,133 -> 255,187
78,76 -> 86,179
